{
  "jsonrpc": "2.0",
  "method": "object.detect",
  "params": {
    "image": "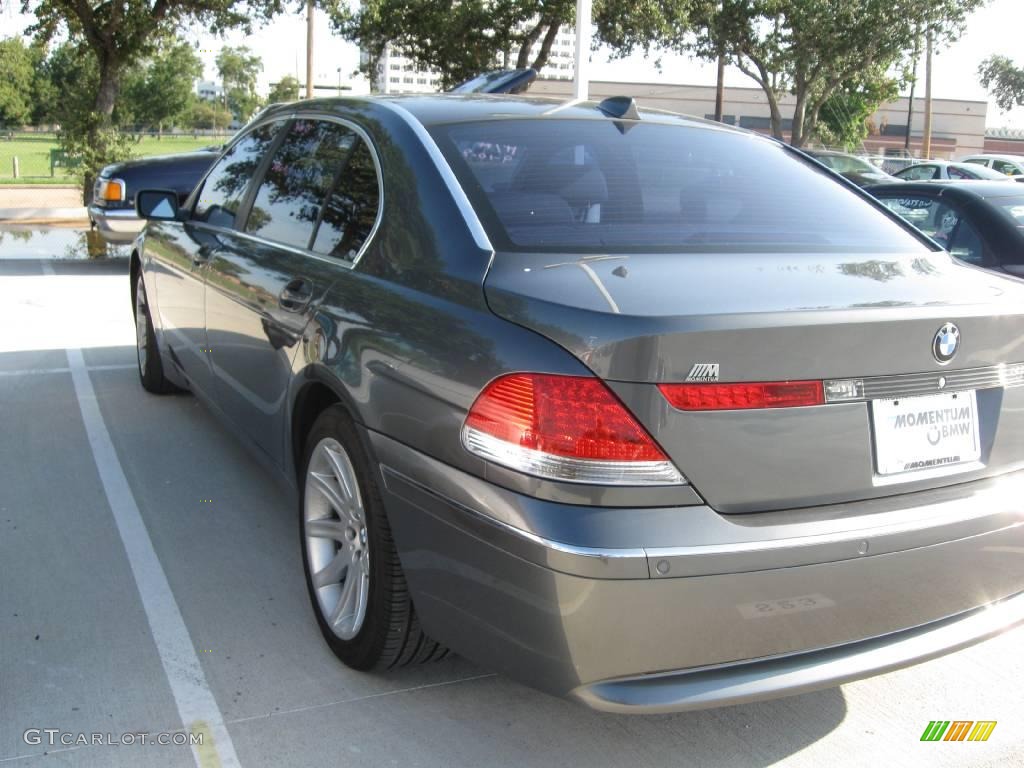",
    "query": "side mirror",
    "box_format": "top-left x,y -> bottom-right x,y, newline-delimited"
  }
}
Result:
136,189 -> 180,221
